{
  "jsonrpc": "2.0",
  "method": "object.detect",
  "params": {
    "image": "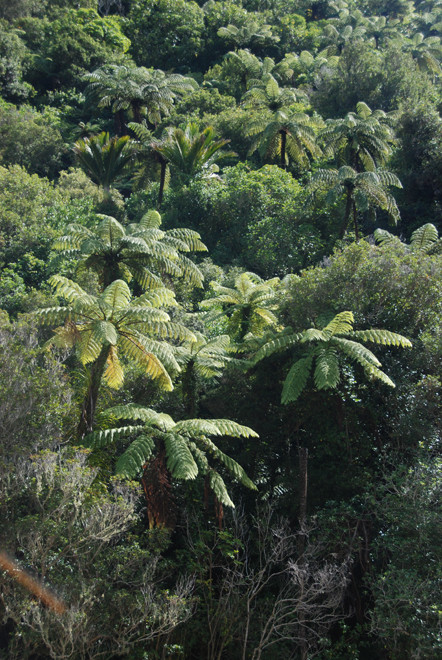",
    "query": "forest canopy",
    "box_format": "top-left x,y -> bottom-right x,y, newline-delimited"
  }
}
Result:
0,1 -> 441,658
